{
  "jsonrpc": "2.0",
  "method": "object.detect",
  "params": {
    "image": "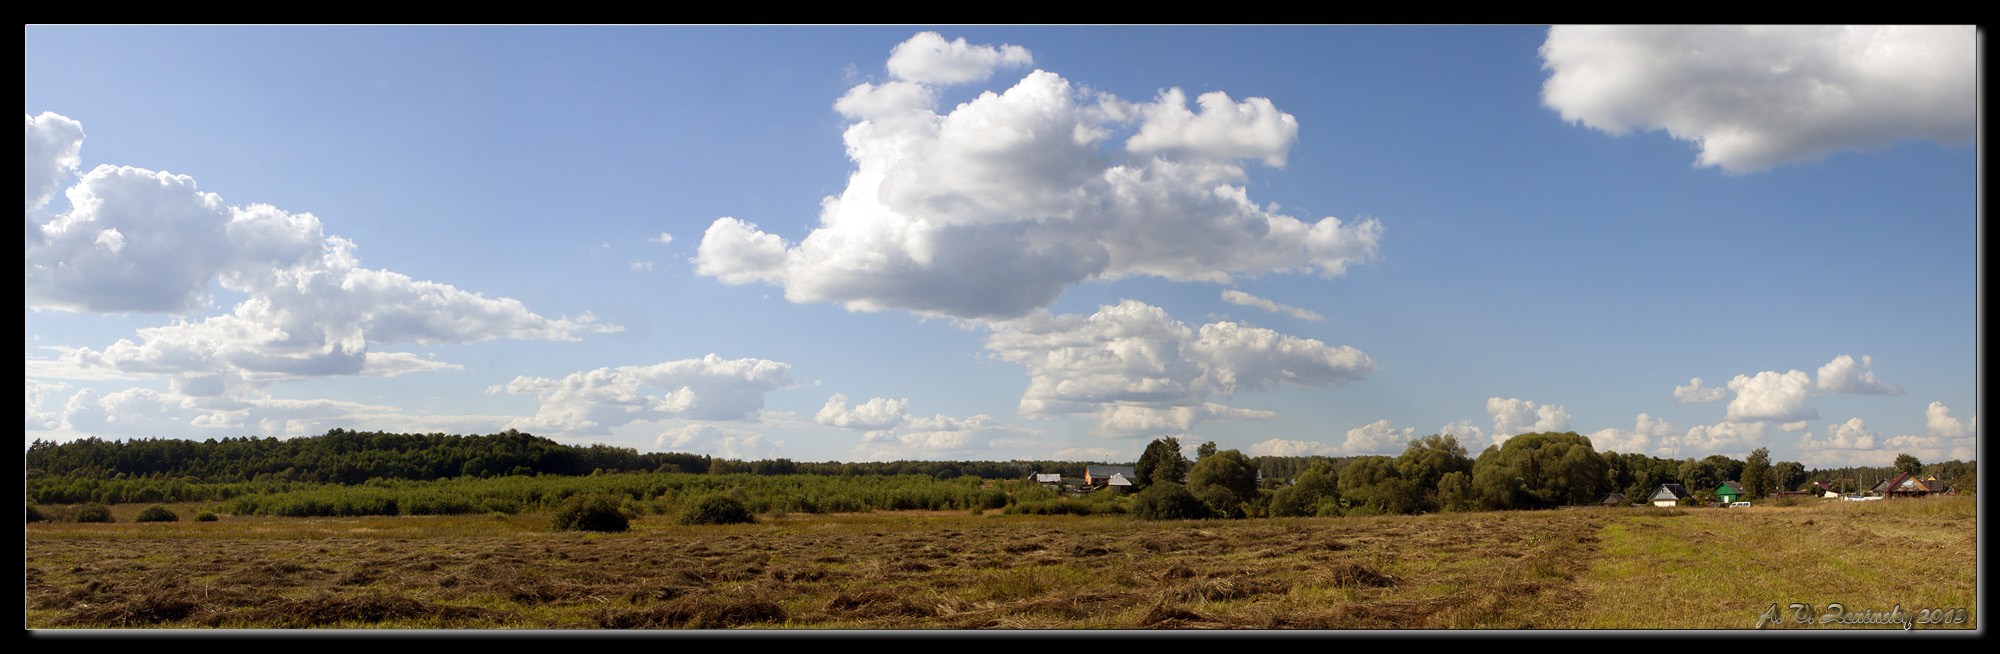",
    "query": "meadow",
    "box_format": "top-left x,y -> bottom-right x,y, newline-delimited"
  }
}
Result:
25,495 -> 1976,630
